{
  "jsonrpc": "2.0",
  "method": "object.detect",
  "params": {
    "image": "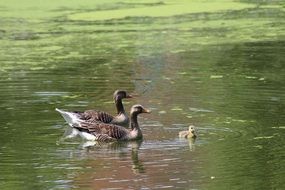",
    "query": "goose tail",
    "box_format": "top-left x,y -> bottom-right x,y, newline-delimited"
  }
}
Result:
55,108 -> 82,127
